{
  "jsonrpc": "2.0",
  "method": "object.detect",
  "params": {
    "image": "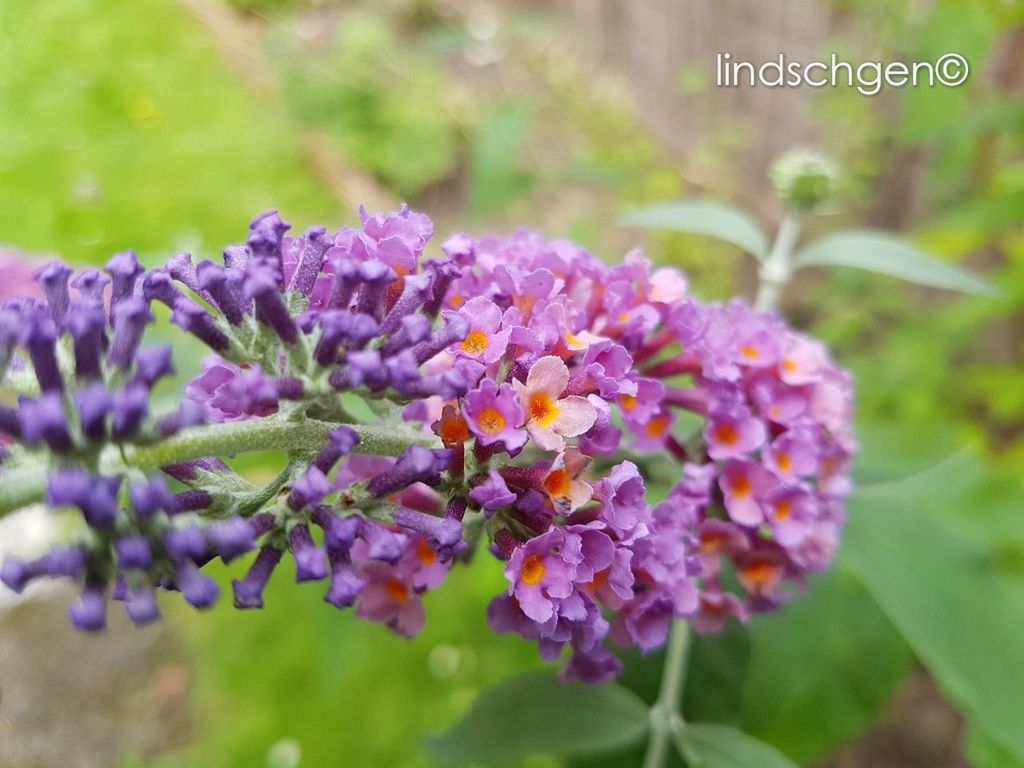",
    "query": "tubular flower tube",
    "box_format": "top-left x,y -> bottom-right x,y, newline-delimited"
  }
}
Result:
0,208 -> 854,684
